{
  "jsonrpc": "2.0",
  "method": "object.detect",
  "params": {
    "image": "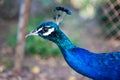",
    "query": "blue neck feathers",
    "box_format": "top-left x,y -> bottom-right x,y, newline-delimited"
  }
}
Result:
49,30 -> 75,50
